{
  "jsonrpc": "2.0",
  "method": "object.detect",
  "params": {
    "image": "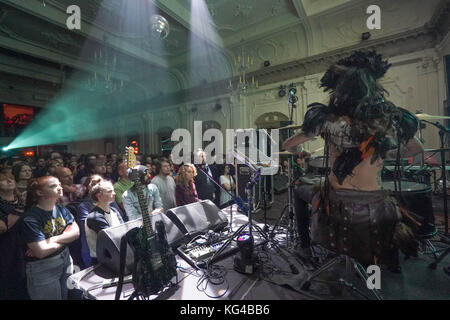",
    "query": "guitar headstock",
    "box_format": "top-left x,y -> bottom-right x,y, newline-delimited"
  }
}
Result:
125,146 -> 141,187
125,146 -> 137,169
